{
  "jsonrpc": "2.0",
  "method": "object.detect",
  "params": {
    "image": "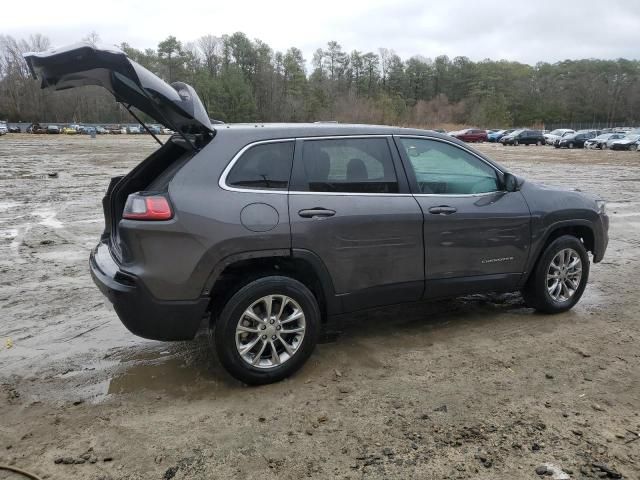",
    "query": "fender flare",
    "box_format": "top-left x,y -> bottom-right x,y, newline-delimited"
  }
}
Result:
202,248 -> 342,316
520,219 -> 596,287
